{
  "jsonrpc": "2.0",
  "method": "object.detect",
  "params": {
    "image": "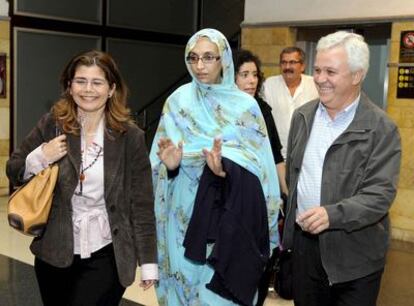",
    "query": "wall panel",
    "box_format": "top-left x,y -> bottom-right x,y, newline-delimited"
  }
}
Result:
15,0 -> 101,24
14,29 -> 100,146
